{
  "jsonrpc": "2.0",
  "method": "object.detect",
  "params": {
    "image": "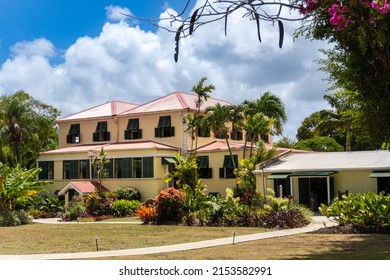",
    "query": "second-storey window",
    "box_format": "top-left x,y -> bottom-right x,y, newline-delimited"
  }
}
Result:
219,155 -> 238,179
67,124 -> 80,144
93,121 -> 110,142
124,118 -> 142,140
197,156 -> 212,178
155,116 -> 175,138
